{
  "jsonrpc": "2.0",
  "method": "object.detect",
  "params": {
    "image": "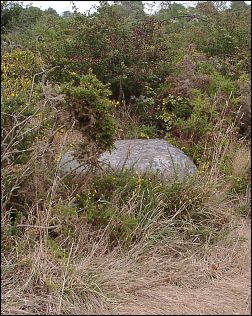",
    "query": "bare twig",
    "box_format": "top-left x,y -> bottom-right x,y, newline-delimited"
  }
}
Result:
16,224 -> 59,229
